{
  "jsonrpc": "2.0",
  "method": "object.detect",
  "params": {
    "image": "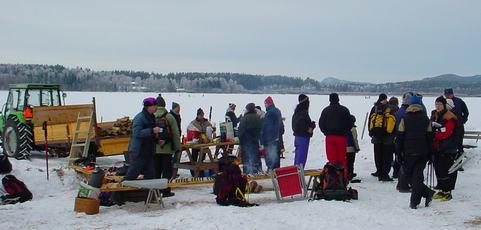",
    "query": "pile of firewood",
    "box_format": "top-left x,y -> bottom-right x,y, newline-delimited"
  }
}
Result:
99,117 -> 132,137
